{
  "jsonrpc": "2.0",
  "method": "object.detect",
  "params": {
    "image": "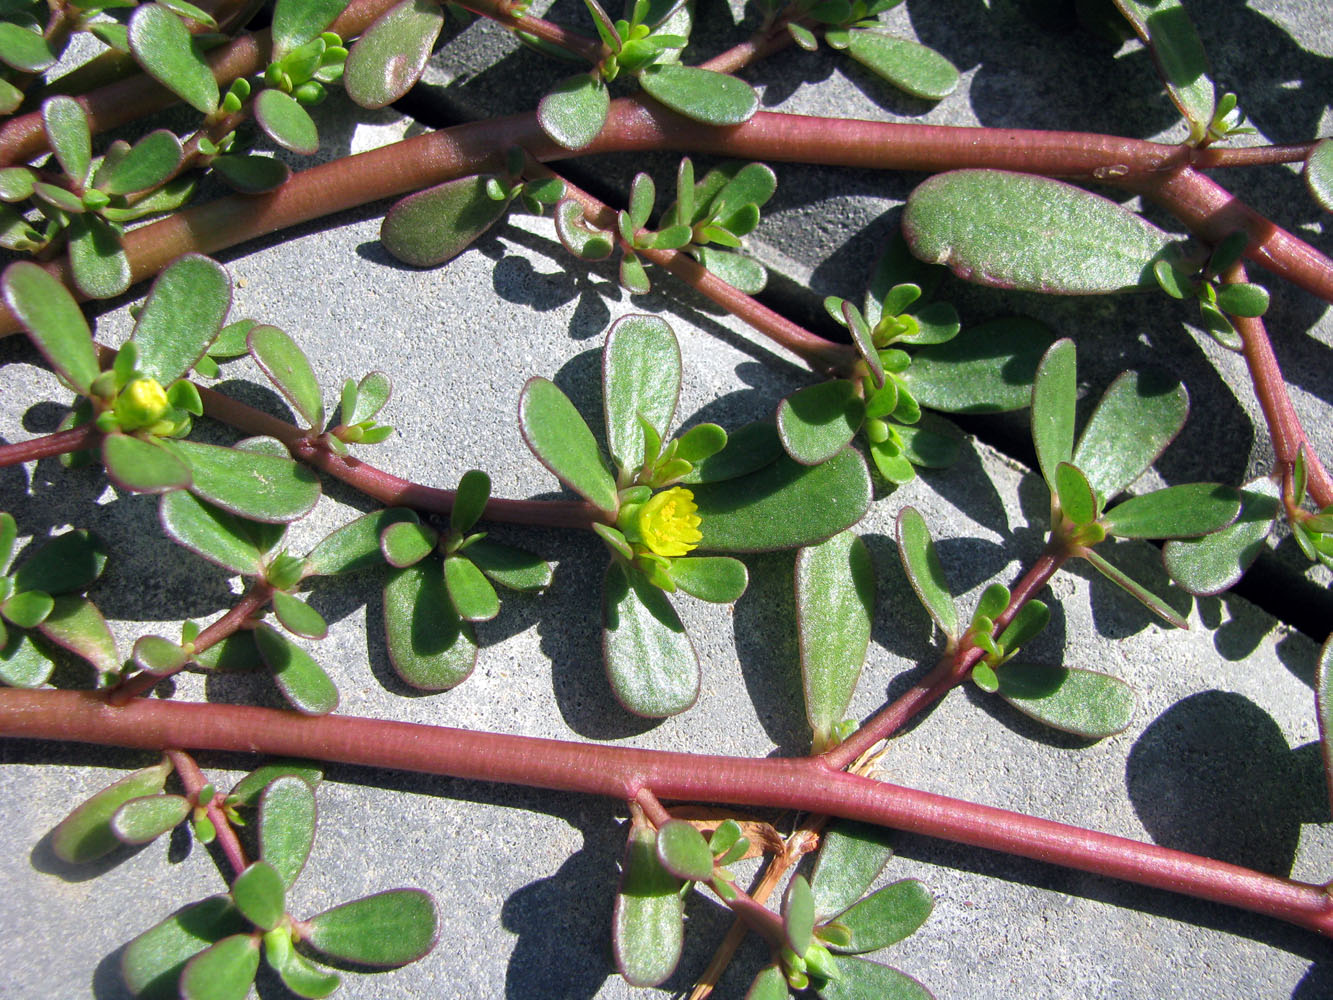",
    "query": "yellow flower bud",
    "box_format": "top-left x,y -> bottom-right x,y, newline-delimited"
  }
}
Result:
636,486 -> 702,558
114,378 -> 169,430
